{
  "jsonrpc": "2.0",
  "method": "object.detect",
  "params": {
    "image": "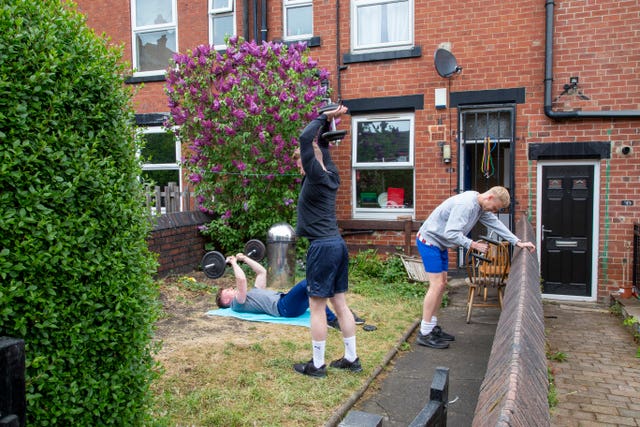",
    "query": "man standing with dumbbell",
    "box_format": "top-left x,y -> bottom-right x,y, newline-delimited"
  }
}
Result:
293,104 -> 362,378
